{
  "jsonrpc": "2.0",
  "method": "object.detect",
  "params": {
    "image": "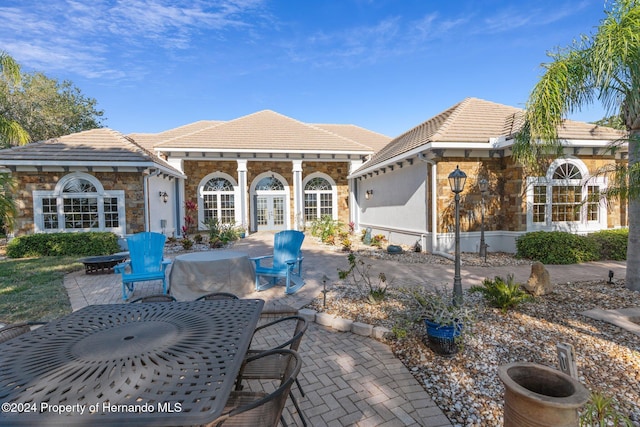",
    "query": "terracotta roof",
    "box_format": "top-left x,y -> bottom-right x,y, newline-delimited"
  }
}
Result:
154,110 -> 380,154
355,97 -> 626,174
0,128 -> 183,175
